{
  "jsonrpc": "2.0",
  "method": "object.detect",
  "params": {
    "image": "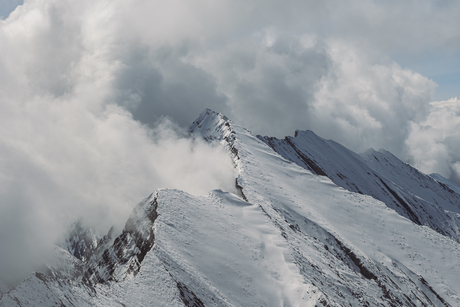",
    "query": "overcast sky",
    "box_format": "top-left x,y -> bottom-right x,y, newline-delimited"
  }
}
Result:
0,0 -> 460,286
